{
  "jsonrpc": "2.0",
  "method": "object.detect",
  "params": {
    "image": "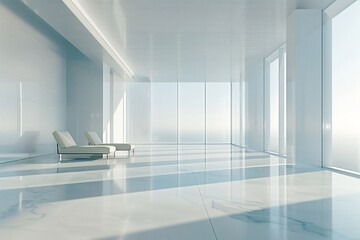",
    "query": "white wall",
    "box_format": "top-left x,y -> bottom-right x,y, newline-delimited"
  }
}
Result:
66,54 -> 103,145
0,1 -> 67,162
245,58 -> 265,151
